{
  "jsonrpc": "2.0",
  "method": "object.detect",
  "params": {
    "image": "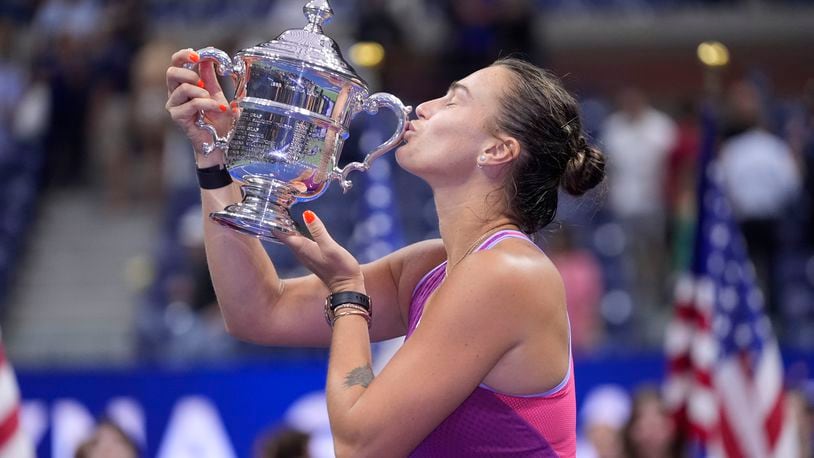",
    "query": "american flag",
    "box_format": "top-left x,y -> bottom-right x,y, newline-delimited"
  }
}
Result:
0,340 -> 33,457
663,109 -> 798,457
